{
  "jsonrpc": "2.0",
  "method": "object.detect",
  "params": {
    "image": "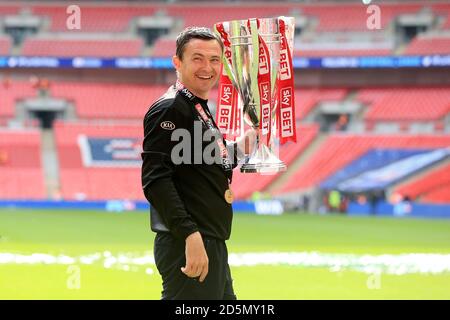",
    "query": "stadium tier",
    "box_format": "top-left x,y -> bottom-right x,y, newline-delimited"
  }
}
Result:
395,163 -> 450,201
404,37 -> 450,55
422,183 -> 450,203
22,38 -> 144,57
164,5 -> 291,29
0,129 -> 45,199
0,80 -> 37,119
3,81 -> 352,121
301,3 -> 423,31
0,2 -> 449,58
275,135 -> 450,195
31,6 -> 157,32
431,2 -> 450,29
294,48 -> 392,57
0,35 -> 11,55
295,88 -> 348,119
362,88 -> 450,121
50,82 -> 166,119
0,5 -> 19,15
151,38 -> 176,57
